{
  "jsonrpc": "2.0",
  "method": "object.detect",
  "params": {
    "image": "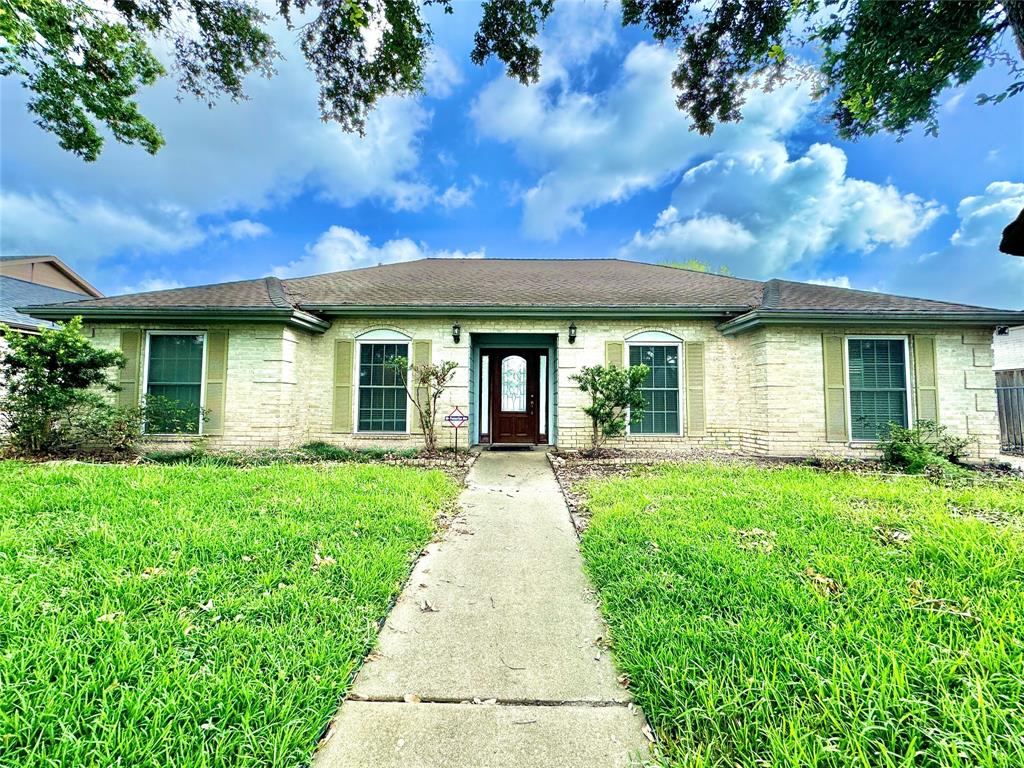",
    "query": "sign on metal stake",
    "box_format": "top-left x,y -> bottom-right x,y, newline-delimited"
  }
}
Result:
443,406 -> 469,460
